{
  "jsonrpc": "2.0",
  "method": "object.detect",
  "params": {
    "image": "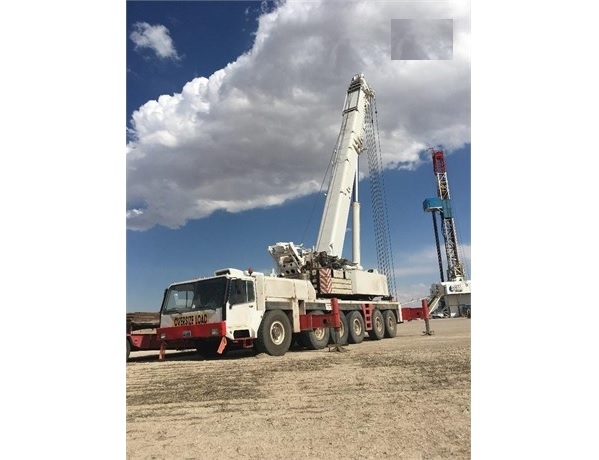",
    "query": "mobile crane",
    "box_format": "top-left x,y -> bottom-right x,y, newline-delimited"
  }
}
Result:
422,148 -> 471,318
126,74 -> 402,361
